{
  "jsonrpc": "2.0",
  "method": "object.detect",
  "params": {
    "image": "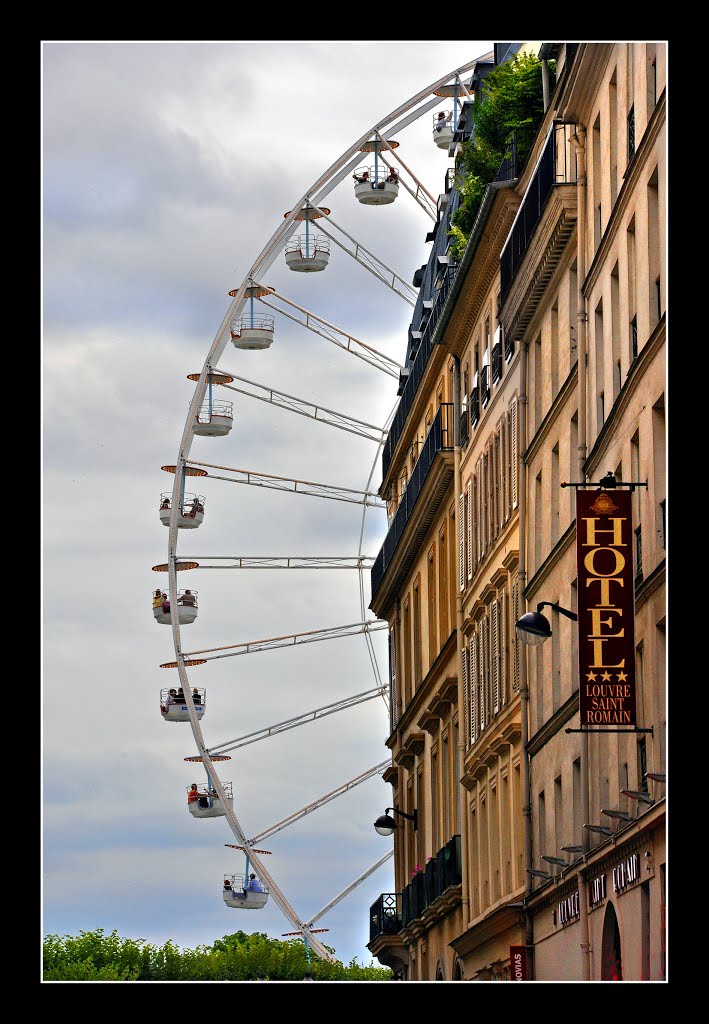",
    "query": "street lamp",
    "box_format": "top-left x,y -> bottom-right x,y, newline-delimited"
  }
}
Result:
515,601 -> 578,646
374,806 -> 418,836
